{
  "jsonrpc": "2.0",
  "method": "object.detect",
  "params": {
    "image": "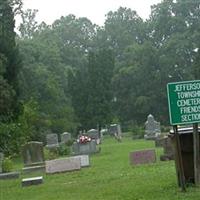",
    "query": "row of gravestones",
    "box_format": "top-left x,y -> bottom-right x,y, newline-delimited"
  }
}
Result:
22,138 -> 99,173
46,132 -> 71,149
47,131 -> 101,153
